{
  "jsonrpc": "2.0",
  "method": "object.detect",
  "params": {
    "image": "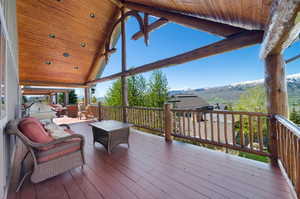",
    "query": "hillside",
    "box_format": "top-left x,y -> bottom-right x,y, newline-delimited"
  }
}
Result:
169,73 -> 300,105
